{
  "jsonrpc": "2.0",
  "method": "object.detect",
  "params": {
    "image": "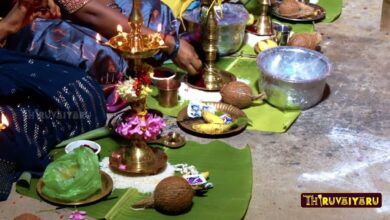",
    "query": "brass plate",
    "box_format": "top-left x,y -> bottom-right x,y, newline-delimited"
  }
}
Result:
177,102 -> 247,138
147,132 -> 186,149
184,70 -> 236,91
109,147 -> 167,176
37,171 -> 113,206
272,3 -> 326,22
